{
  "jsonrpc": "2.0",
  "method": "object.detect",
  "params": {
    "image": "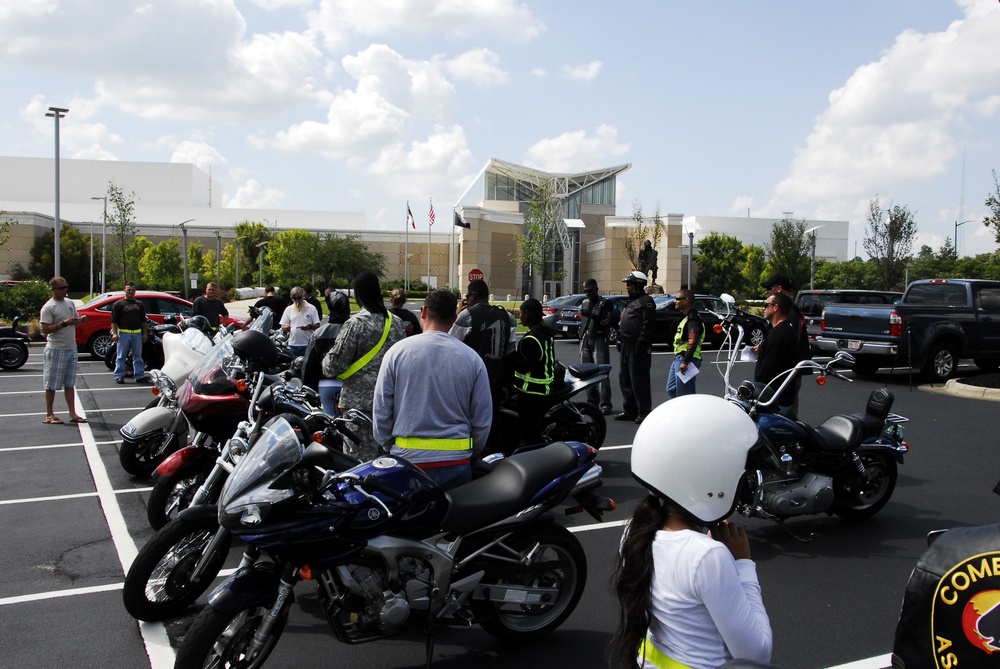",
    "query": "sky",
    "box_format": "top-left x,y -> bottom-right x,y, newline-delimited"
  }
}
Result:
2,0 -> 999,259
